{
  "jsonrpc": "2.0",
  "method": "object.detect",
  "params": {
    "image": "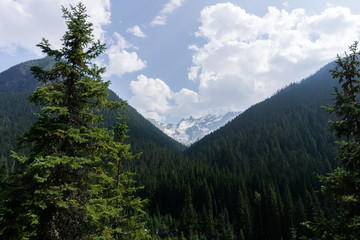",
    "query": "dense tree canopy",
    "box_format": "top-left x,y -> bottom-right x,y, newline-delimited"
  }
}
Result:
0,3 -> 148,239
0,3 -> 350,240
304,42 -> 360,239
0,52 -> 340,240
